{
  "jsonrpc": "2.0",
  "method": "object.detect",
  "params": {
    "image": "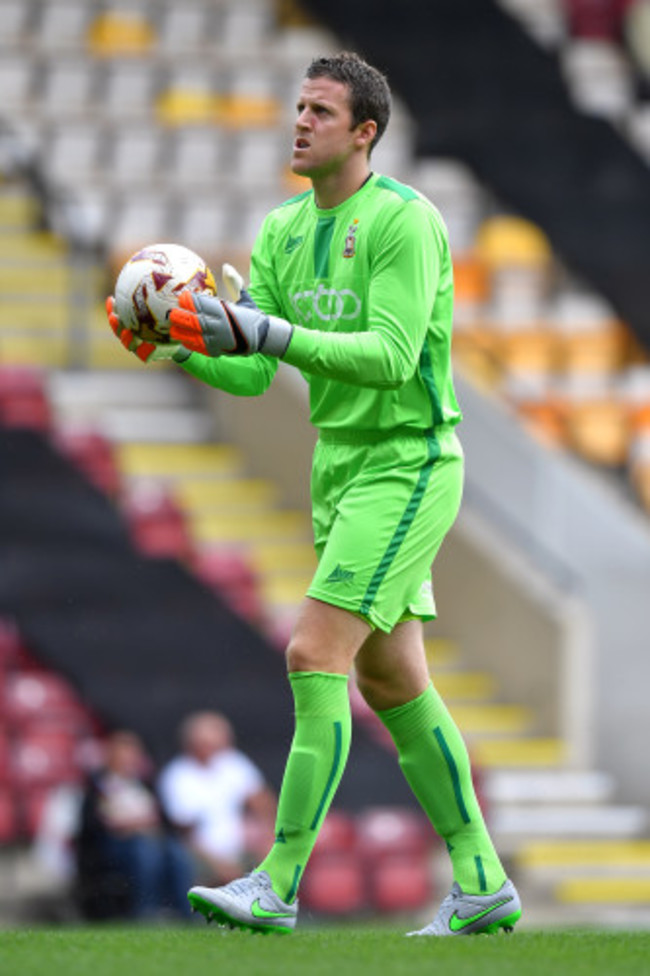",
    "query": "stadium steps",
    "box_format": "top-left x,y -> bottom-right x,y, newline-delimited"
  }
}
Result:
0,184 -> 139,371
0,186 -> 102,369
517,840 -> 650,916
